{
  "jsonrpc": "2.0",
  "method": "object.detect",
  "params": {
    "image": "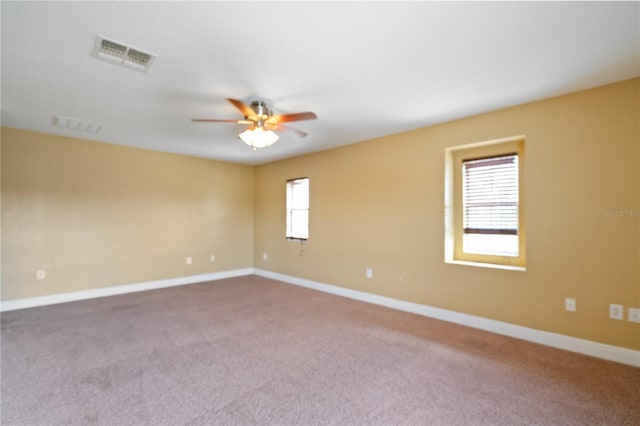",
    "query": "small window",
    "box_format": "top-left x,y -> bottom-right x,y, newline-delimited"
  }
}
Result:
445,137 -> 525,269
286,177 -> 309,240
462,153 -> 519,256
